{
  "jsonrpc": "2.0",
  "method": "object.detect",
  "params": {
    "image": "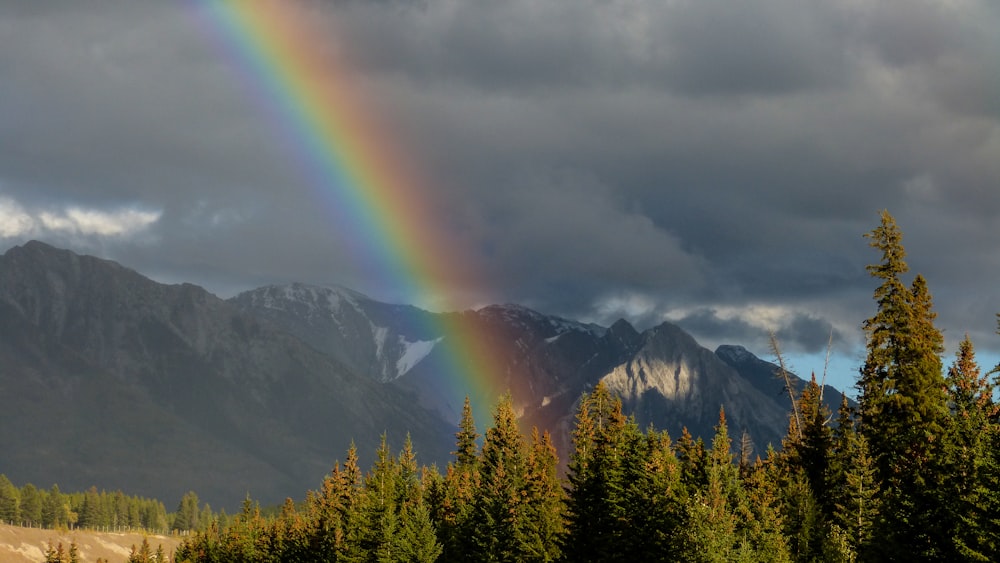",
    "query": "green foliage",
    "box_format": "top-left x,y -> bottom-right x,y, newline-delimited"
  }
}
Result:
171,491 -> 204,532
562,382 -> 631,562
0,474 -> 19,524
858,210 -> 951,560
